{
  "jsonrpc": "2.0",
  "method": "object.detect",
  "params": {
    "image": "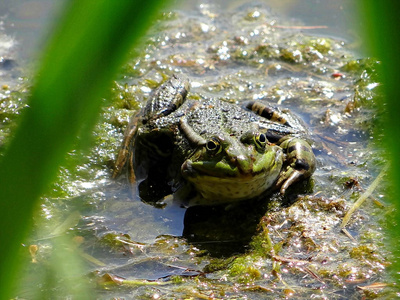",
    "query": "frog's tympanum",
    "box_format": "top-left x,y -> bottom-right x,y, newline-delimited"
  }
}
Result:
113,74 -> 315,206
